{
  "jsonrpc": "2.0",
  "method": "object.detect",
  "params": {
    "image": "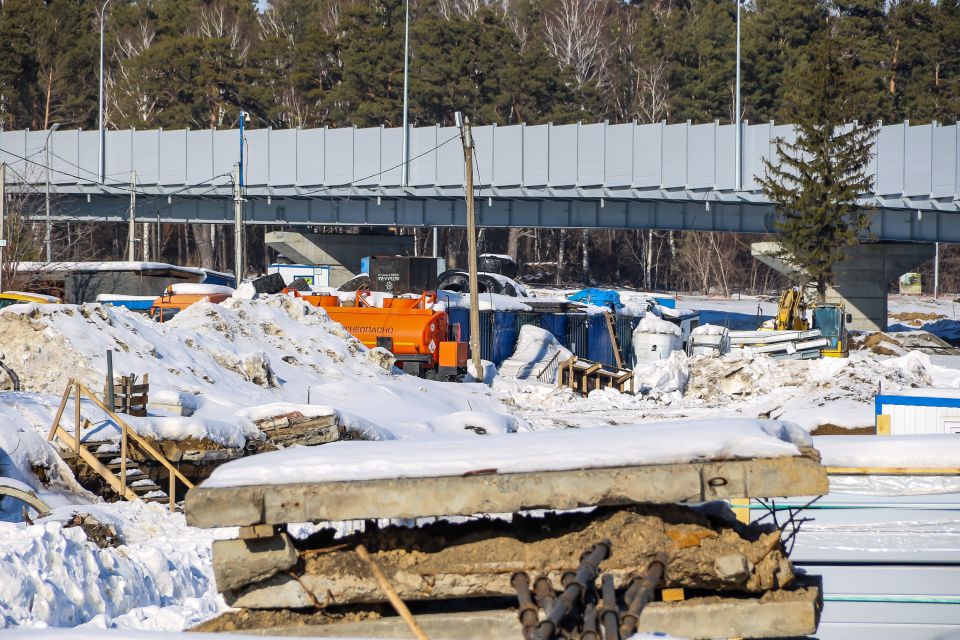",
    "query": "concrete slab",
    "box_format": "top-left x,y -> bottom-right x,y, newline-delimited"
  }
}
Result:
216,584 -> 821,639
212,533 -> 298,592
185,454 -> 828,529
